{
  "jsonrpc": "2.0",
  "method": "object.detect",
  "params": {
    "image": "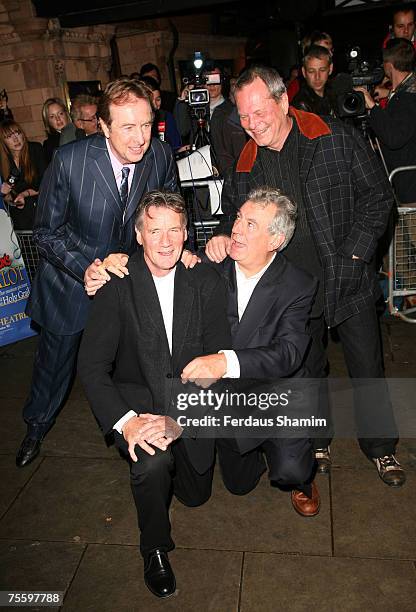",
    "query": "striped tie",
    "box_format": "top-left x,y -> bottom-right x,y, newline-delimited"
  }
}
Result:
119,166 -> 130,212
